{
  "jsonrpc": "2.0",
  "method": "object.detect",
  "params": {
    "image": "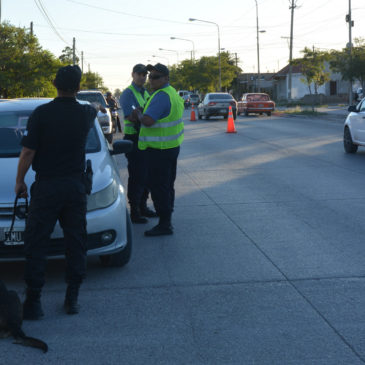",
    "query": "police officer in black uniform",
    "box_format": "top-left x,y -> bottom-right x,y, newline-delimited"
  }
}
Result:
15,65 -> 98,319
